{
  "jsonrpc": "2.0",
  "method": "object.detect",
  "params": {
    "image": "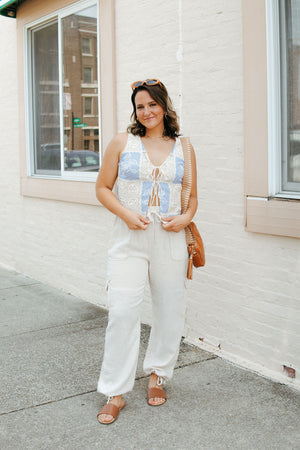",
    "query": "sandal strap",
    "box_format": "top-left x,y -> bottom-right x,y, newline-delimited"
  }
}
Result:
97,402 -> 120,419
147,387 -> 166,401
